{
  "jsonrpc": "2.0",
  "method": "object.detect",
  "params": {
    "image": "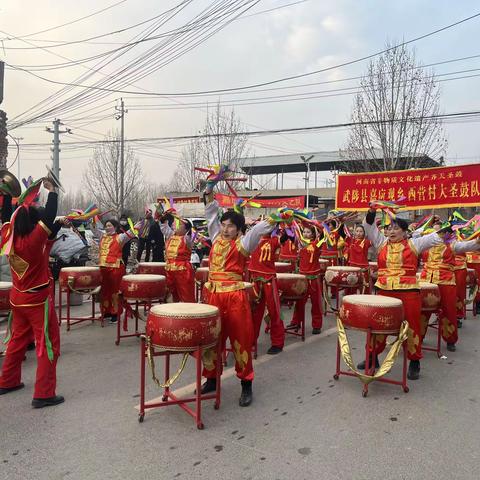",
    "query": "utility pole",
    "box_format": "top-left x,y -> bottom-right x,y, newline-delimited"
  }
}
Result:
301,155 -> 314,209
115,99 -> 127,215
46,119 -> 71,184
